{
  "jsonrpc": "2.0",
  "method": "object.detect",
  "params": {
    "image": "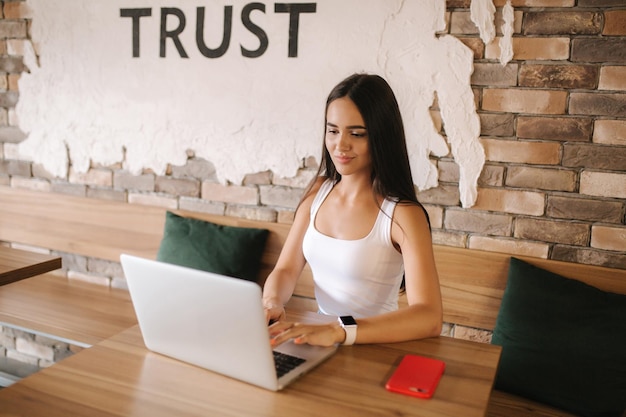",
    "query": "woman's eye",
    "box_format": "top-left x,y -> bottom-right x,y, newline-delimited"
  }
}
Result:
327,128 -> 339,134
351,131 -> 367,138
